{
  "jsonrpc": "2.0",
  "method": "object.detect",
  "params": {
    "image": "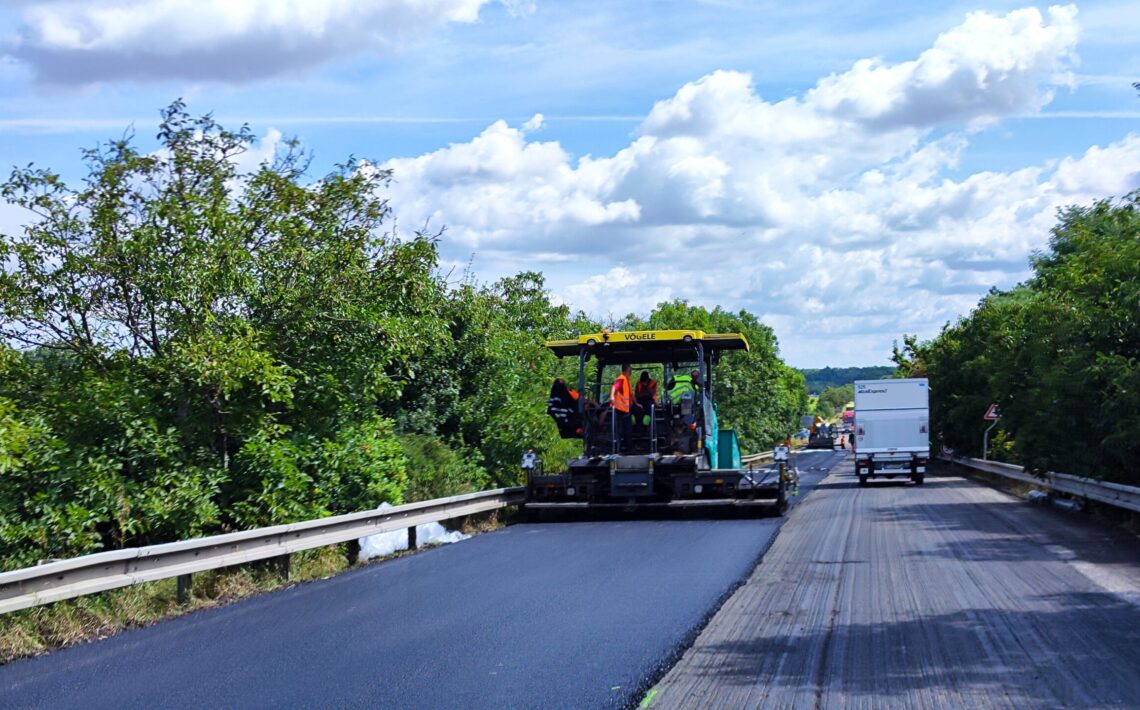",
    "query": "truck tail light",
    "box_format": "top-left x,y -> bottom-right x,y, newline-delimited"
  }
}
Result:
920,424 -> 927,433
